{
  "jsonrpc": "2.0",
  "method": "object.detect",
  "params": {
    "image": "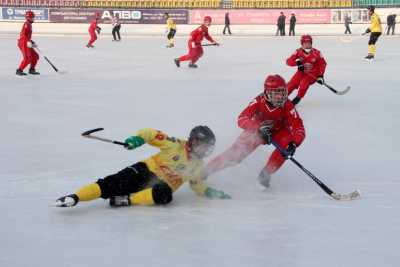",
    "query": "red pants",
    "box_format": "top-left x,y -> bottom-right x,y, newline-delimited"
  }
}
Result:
287,71 -> 317,98
88,31 -> 97,46
18,40 -> 39,71
179,41 -> 203,64
206,129 -> 298,176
